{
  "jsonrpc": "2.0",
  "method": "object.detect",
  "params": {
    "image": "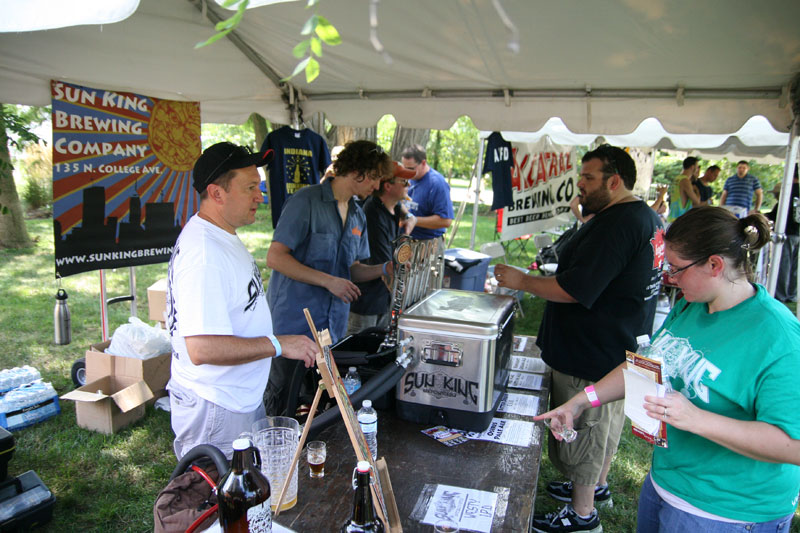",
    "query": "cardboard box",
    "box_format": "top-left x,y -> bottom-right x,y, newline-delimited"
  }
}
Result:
61,376 -> 153,434
147,278 -> 168,324
86,340 -> 171,400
